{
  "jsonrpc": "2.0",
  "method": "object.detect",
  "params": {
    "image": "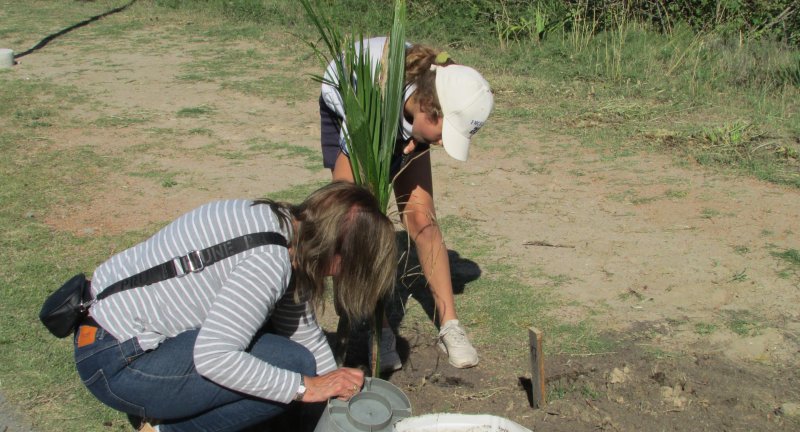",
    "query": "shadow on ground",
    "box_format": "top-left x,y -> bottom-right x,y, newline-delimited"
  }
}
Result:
325,230 -> 482,375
